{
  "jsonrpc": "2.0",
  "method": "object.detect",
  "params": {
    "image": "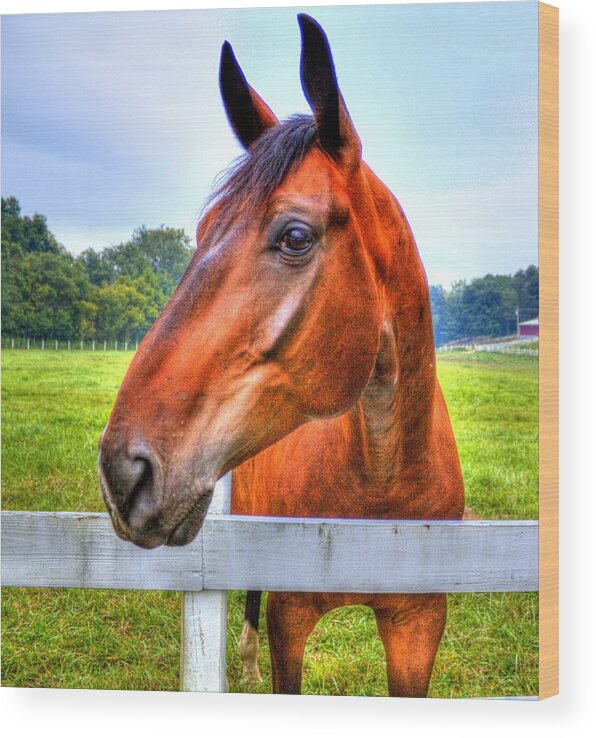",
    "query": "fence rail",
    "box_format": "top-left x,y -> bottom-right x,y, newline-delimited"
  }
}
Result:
1,512 -> 538,594
1,475 -> 538,692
